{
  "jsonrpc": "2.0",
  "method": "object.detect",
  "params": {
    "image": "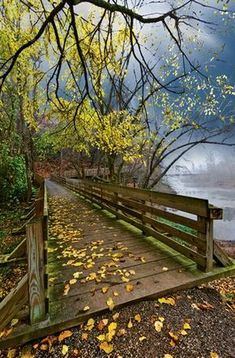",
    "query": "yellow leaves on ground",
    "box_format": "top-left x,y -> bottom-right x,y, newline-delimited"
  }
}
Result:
154,316 -> 165,332
102,286 -> 109,294
97,319 -> 109,331
183,322 -> 191,330
73,271 -> 82,279
62,345 -> 69,356
58,330 -> 73,342
139,336 -> 146,342
154,320 -> 163,332
83,305 -> 90,311
69,278 -> 77,285
127,319 -> 133,328
210,353 -> 219,358
106,297 -> 115,310
112,313 -> 119,321
99,341 -> 114,354
63,284 -> 70,296
164,355 -> 174,358
97,322 -> 117,354
85,318 -> 95,331
125,284 -> 134,292
158,297 -> 176,305
134,314 -> 141,322
10,319 -> 19,327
